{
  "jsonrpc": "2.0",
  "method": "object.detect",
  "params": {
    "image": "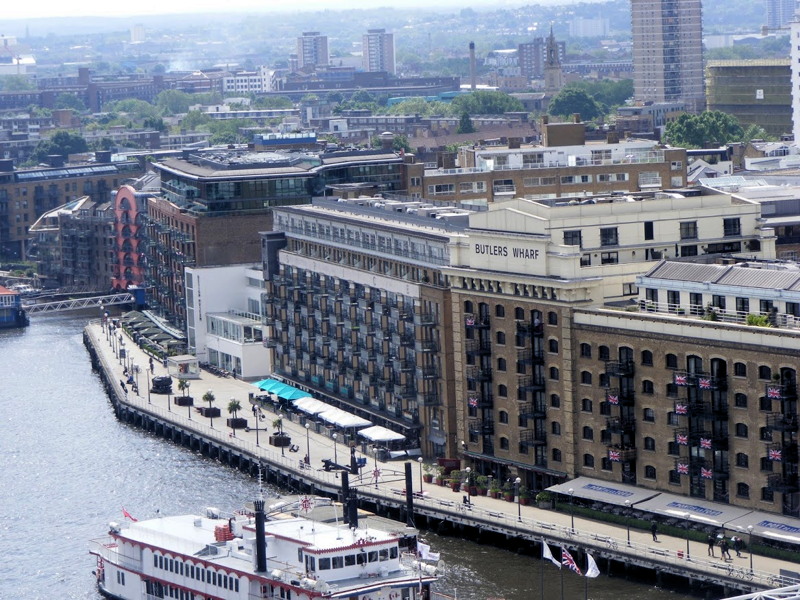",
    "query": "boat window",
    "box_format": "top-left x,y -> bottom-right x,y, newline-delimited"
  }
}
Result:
319,558 -> 331,570
357,551 -> 367,565
368,551 -> 379,563
390,547 -> 398,559
379,549 -> 389,561
332,556 -> 344,569
345,554 -> 356,566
